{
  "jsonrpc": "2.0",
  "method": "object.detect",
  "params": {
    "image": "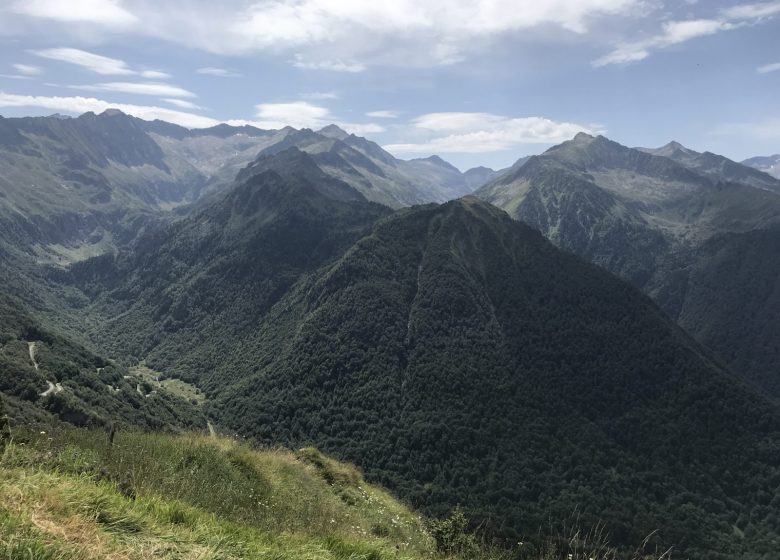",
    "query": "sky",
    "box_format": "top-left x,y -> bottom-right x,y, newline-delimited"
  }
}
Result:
0,0 -> 778,170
